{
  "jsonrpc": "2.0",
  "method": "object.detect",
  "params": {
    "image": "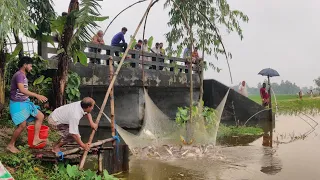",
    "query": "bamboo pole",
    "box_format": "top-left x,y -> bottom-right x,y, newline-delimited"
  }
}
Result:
103,0 -> 147,34
79,0 -> 155,169
62,138 -> 114,156
268,76 -> 273,147
98,146 -> 104,174
109,56 -> 115,146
